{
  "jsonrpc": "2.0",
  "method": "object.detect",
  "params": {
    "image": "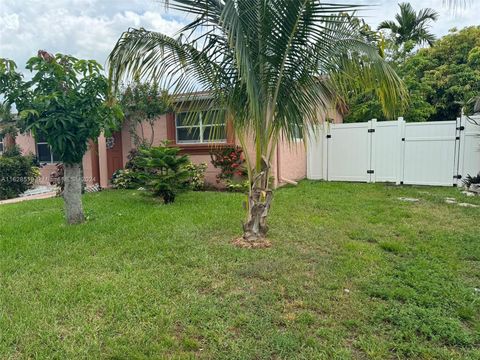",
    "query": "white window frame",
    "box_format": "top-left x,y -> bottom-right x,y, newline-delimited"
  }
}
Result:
175,111 -> 227,144
36,140 -> 58,163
